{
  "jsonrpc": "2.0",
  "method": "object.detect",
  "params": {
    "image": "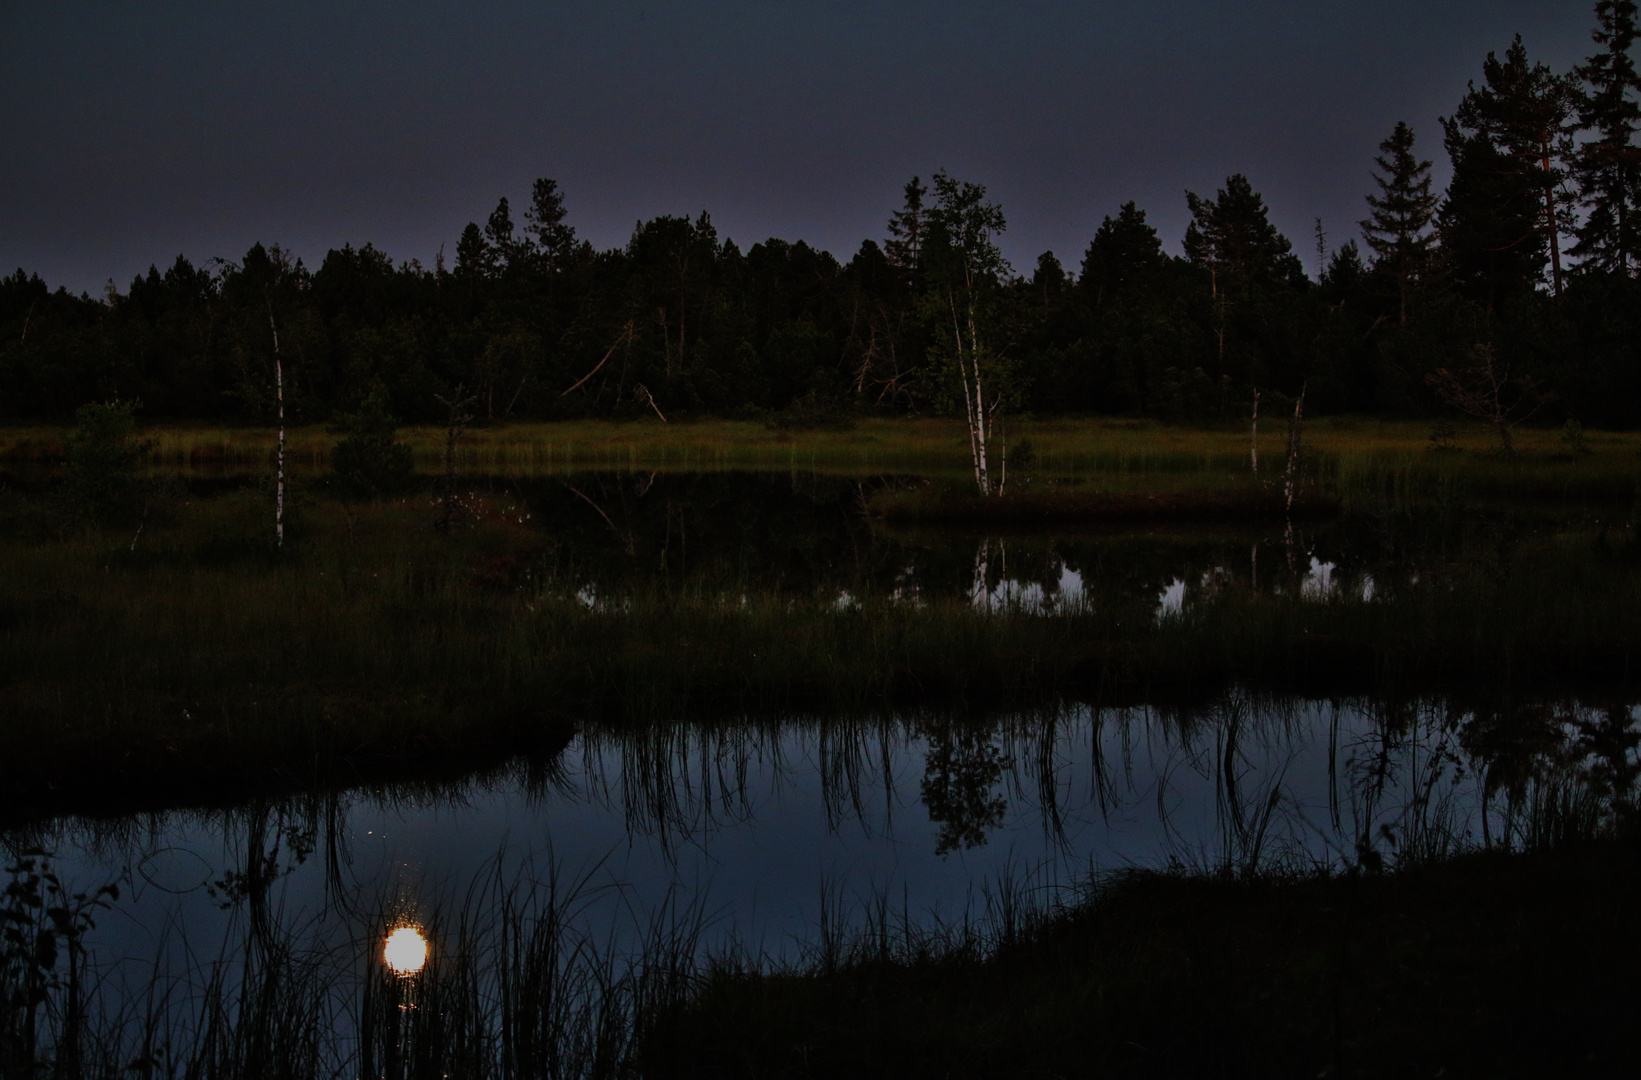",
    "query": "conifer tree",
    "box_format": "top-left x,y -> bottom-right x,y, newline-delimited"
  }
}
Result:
1183,174 -> 1303,295
1450,36 -> 1582,295
1438,121 -> 1546,311
1572,1 -> 1641,274
884,176 -> 928,281
1080,201 -> 1166,307
454,222 -> 494,279
483,197 -> 518,271
1184,175 -> 1303,379
1360,121 -> 1439,323
524,178 -> 579,273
